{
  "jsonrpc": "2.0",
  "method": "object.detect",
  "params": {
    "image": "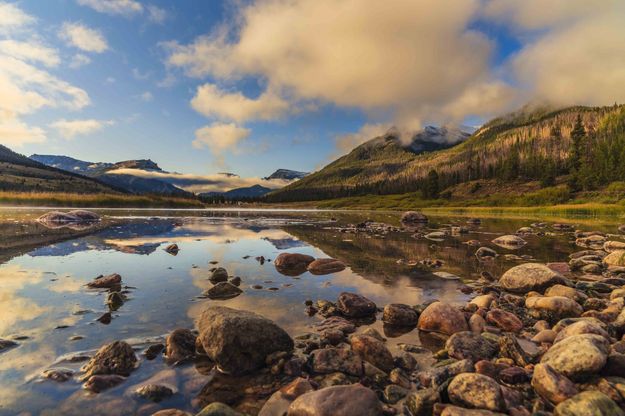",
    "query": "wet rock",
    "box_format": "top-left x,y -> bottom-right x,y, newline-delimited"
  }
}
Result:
531,363 -> 578,404
448,373 -> 504,412
43,368 -> 73,382
307,258 -> 346,275
310,347 -> 363,376
228,276 -> 241,286
196,402 -> 243,416
106,291 -> 125,310
144,343 -> 165,360
470,294 -> 495,309
470,313 -> 486,333
152,410 -> 193,416
405,388 -> 439,416
382,303 -> 418,326
166,328 -> 196,363
0,339 -> 18,352
545,284 -> 588,303
441,406 -> 505,415
209,267 -> 229,283
87,273 -> 122,289
553,391 -> 624,416
532,329 -> 557,343
274,253 -> 315,275
417,359 -> 474,389
81,341 -> 137,380
486,309 -> 523,333
384,384 -> 409,404
336,292 -> 377,318
499,263 -> 565,293
446,332 -> 498,362
320,329 -> 344,346
605,241 -> 625,252
83,374 -> 126,393
164,244 -> 179,255
540,334 -> 609,380
350,334 -> 394,372
525,296 -> 583,321
476,247 -> 497,260
315,316 -> 356,334
259,378 -> 314,416
134,384 -> 174,402
492,235 -> 527,249
204,282 -> 243,300
287,384 -> 383,416
604,250 -> 625,267
197,306 -> 294,375
498,334 -> 534,367
97,312 -> 112,324
553,320 -> 609,343
417,301 -> 468,335
395,351 -> 417,371
401,211 -> 428,224
498,366 -> 528,384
